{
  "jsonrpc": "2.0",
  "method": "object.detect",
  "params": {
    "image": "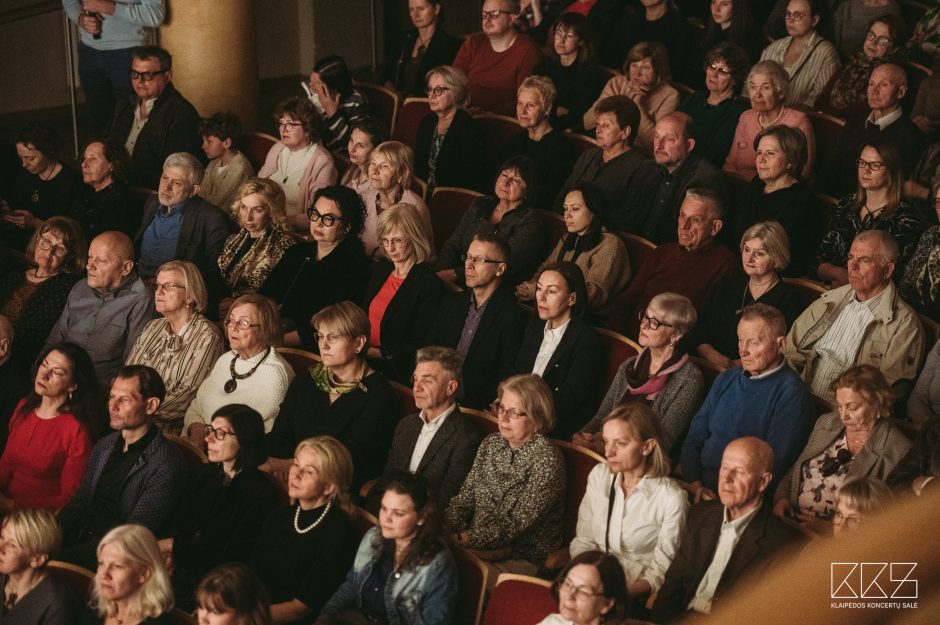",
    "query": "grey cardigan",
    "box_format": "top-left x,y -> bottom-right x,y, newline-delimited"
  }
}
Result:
579,355 -> 704,448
